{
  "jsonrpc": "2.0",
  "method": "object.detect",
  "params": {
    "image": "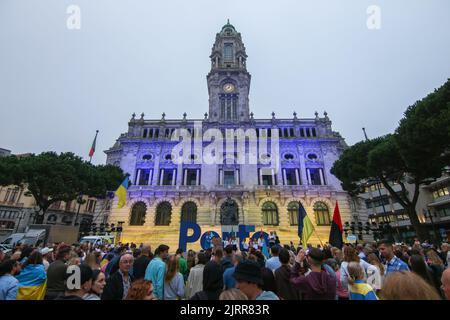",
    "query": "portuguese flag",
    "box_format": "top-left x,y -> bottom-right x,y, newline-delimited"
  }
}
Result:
89,130 -> 99,158
329,201 -> 343,248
